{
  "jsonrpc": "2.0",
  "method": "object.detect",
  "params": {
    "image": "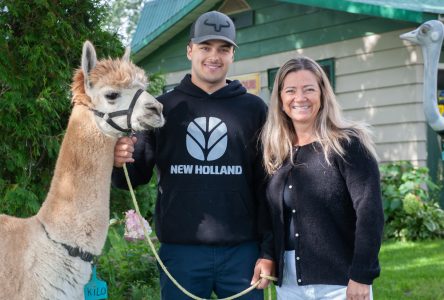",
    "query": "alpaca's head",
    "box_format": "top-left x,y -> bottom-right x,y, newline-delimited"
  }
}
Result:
400,20 -> 444,47
71,41 -> 164,137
